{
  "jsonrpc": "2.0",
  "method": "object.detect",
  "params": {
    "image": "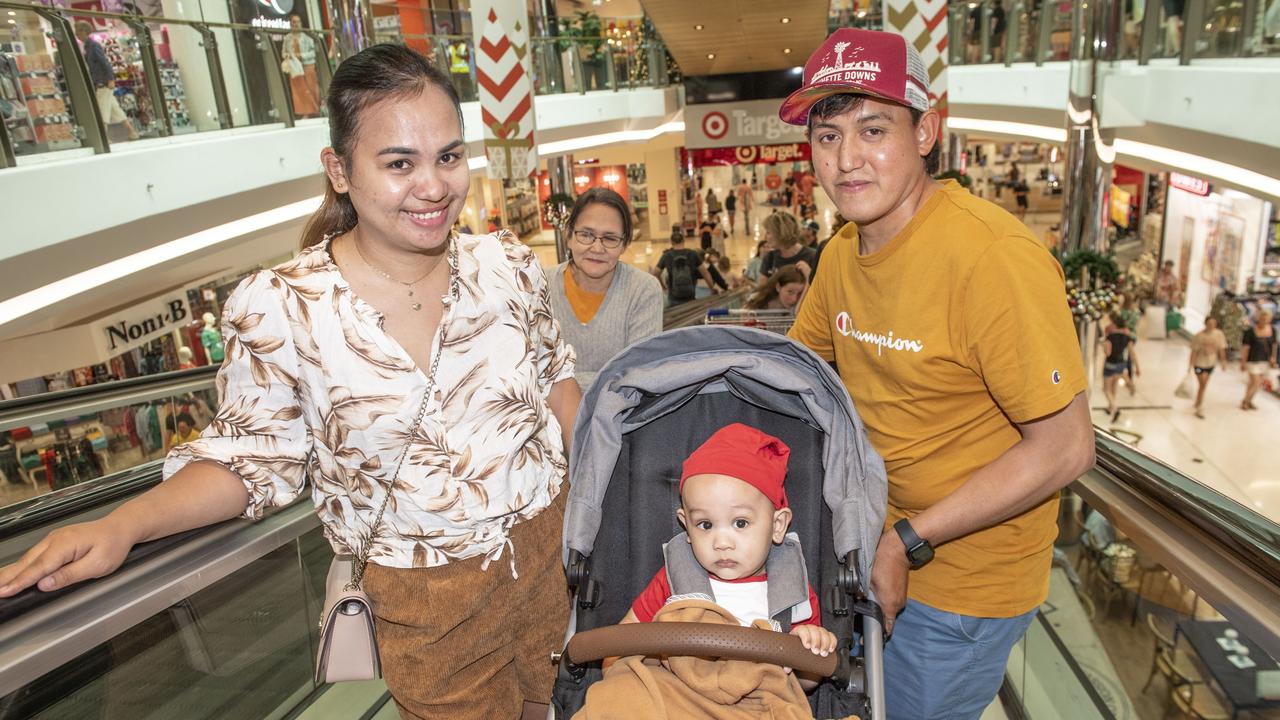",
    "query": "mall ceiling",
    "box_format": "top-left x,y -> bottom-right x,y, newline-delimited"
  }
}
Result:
639,0 -> 827,76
